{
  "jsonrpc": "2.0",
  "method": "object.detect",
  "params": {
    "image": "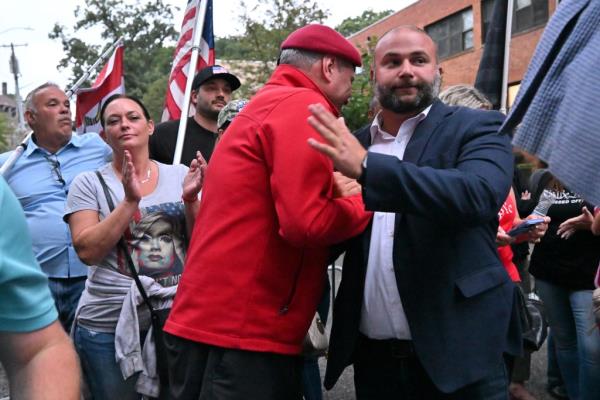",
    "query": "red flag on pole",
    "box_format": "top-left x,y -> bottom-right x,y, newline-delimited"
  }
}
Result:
75,44 -> 125,133
162,0 -> 215,121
